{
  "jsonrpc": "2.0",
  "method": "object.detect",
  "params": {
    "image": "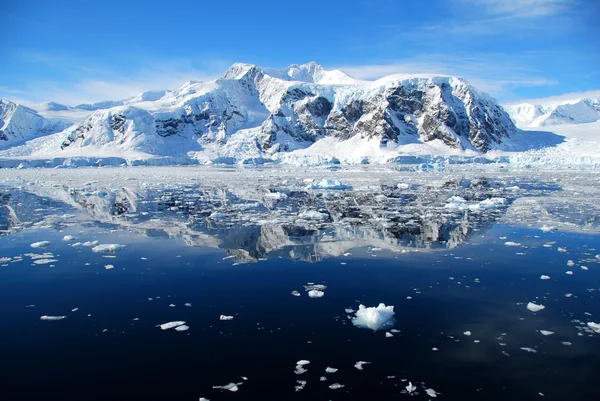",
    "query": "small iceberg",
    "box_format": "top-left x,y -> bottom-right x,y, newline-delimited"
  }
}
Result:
308,290 -> 324,298
159,321 -> 186,330
92,244 -> 126,253
220,315 -> 234,320
31,241 -> 51,248
354,361 -> 370,370
306,179 -> 352,190
62,235 -> 77,241
527,302 -> 545,312
352,303 -> 395,331
40,315 -> 66,321
587,322 -> 600,333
